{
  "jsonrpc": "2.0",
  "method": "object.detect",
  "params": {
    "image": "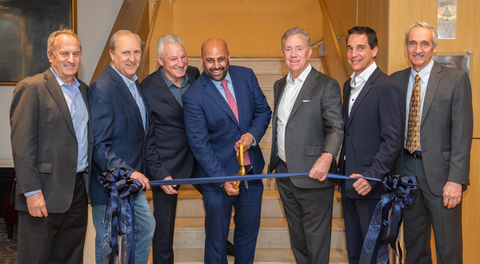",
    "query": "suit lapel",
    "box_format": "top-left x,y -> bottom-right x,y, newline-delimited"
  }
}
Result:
273,77 -> 287,123
287,68 -> 318,123
43,70 -> 76,137
202,73 -> 240,127
347,68 -> 381,127
422,62 -> 442,123
107,67 -> 145,130
155,67 -> 183,112
343,84 -> 352,127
